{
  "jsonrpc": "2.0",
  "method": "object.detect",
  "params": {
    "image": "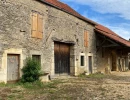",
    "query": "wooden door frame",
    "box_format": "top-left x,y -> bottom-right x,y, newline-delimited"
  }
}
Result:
54,42 -> 70,75
7,54 -> 20,82
0,48 -> 23,83
87,53 -> 93,74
